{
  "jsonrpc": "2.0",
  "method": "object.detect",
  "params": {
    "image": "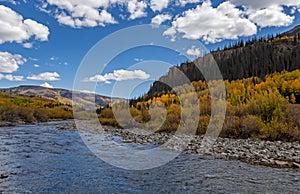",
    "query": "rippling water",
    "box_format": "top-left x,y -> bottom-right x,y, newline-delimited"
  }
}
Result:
0,122 -> 299,193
